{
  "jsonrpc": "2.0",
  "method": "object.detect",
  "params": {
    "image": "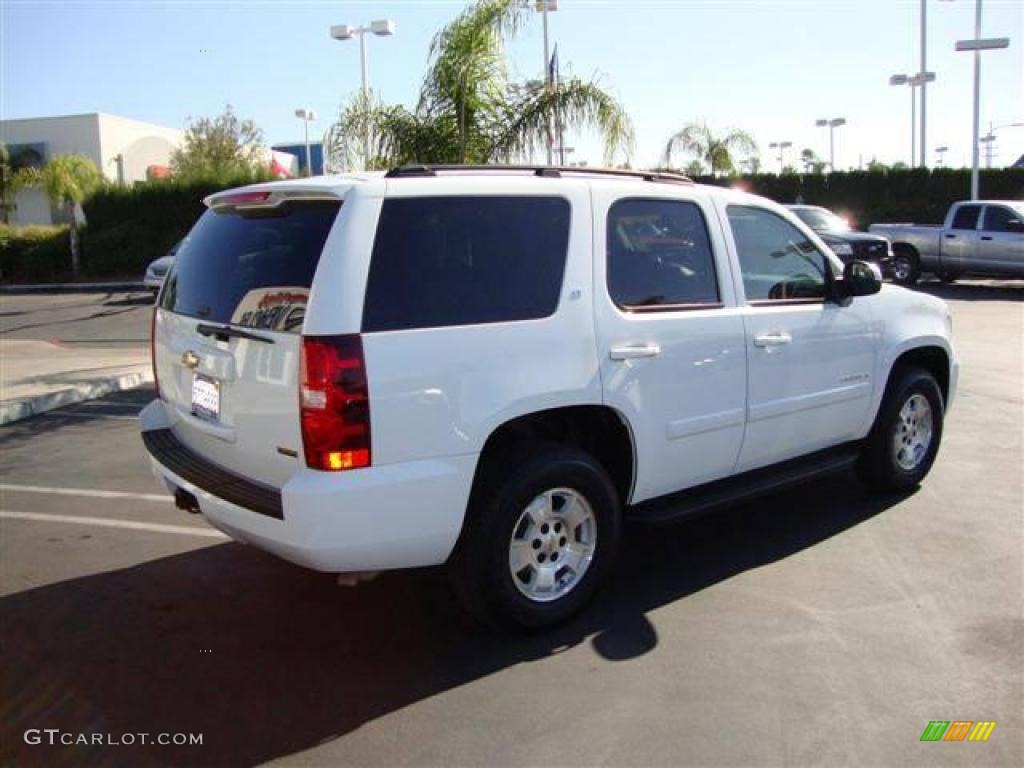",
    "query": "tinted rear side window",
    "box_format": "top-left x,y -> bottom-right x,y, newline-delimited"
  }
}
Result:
362,196 -> 570,332
607,198 -> 720,308
160,200 -> 341,332
951,205 -> 981,230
